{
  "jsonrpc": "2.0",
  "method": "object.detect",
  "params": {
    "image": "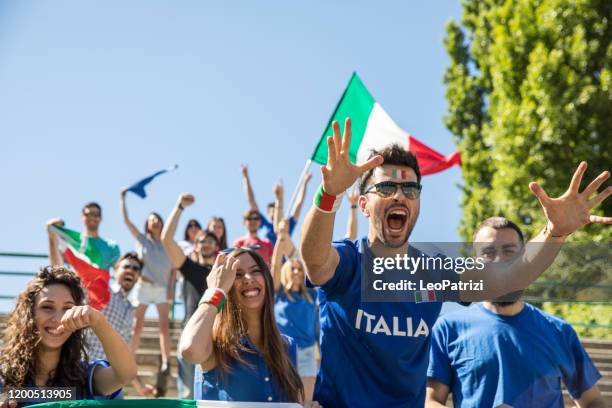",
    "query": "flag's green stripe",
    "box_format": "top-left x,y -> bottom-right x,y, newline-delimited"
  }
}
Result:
55,225 -> 104,268
415,291 -> 422,302
311,72 -> 375,165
